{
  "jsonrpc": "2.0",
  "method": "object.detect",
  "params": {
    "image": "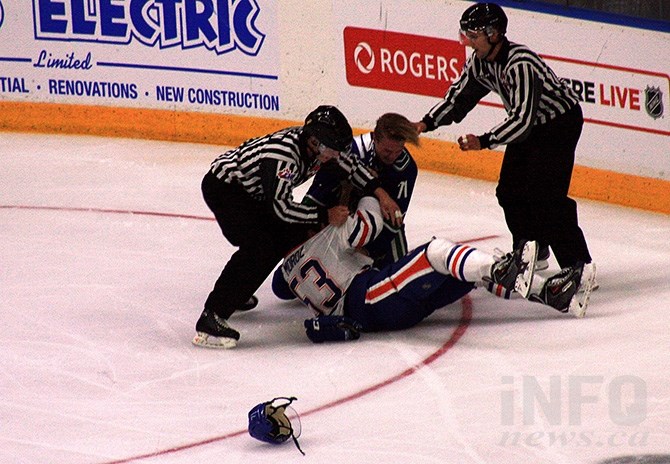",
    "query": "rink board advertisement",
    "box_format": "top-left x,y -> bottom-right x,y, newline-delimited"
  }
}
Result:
334,0 -> 670,180
0,0 -> 668,210
0,0 -> 280,115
